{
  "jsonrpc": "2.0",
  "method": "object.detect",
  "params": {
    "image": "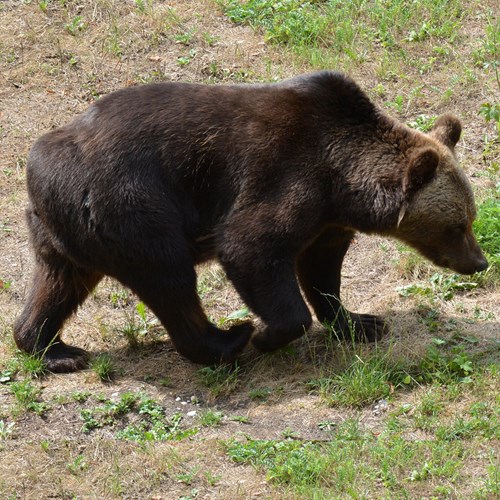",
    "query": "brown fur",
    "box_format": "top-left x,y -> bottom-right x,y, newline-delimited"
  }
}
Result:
14,71 -> 488,372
